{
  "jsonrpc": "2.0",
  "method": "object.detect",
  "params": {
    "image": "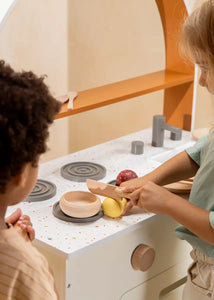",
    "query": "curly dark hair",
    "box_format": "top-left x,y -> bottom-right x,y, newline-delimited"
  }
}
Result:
0,60 -> 61,193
